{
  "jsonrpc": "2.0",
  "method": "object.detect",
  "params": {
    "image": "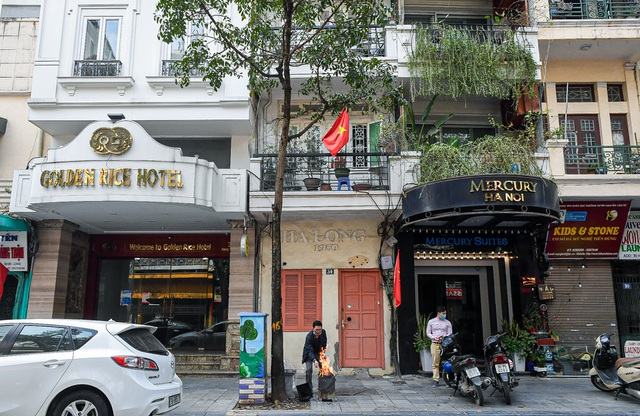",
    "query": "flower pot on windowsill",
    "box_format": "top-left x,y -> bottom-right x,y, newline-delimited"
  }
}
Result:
320,183 -> 332,191
303,177 -> 321,191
